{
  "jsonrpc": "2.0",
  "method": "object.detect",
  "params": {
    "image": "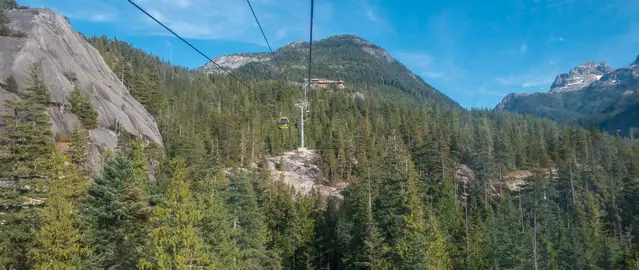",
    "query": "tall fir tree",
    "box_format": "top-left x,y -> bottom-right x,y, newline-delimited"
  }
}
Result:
0,64 -> 53,269
68,85 -> 99,130
140,157 -> 210,269
28,150 -> 89,269
82,153 -> 151,269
